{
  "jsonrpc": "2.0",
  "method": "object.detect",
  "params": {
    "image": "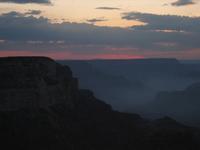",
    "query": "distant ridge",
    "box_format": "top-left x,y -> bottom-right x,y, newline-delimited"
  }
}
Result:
61,58 -> 179,62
